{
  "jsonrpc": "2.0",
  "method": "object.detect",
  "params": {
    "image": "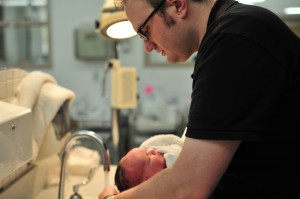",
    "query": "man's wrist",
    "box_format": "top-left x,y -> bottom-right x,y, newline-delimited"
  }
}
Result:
103,194 -> 115,199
